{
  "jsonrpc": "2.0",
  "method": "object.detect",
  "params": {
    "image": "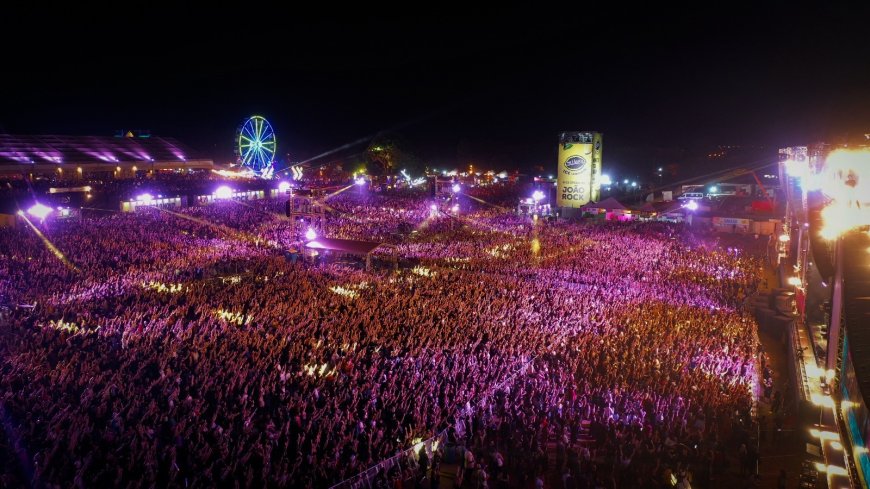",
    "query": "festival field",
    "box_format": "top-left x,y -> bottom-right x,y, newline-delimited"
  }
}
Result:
0,189 -> 764,488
